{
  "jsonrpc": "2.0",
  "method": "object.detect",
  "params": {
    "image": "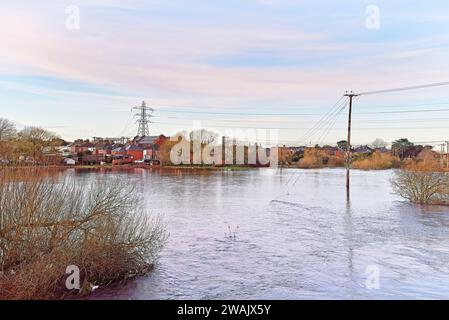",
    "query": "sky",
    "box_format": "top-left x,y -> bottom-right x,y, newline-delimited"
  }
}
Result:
1,0 -> 449,146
